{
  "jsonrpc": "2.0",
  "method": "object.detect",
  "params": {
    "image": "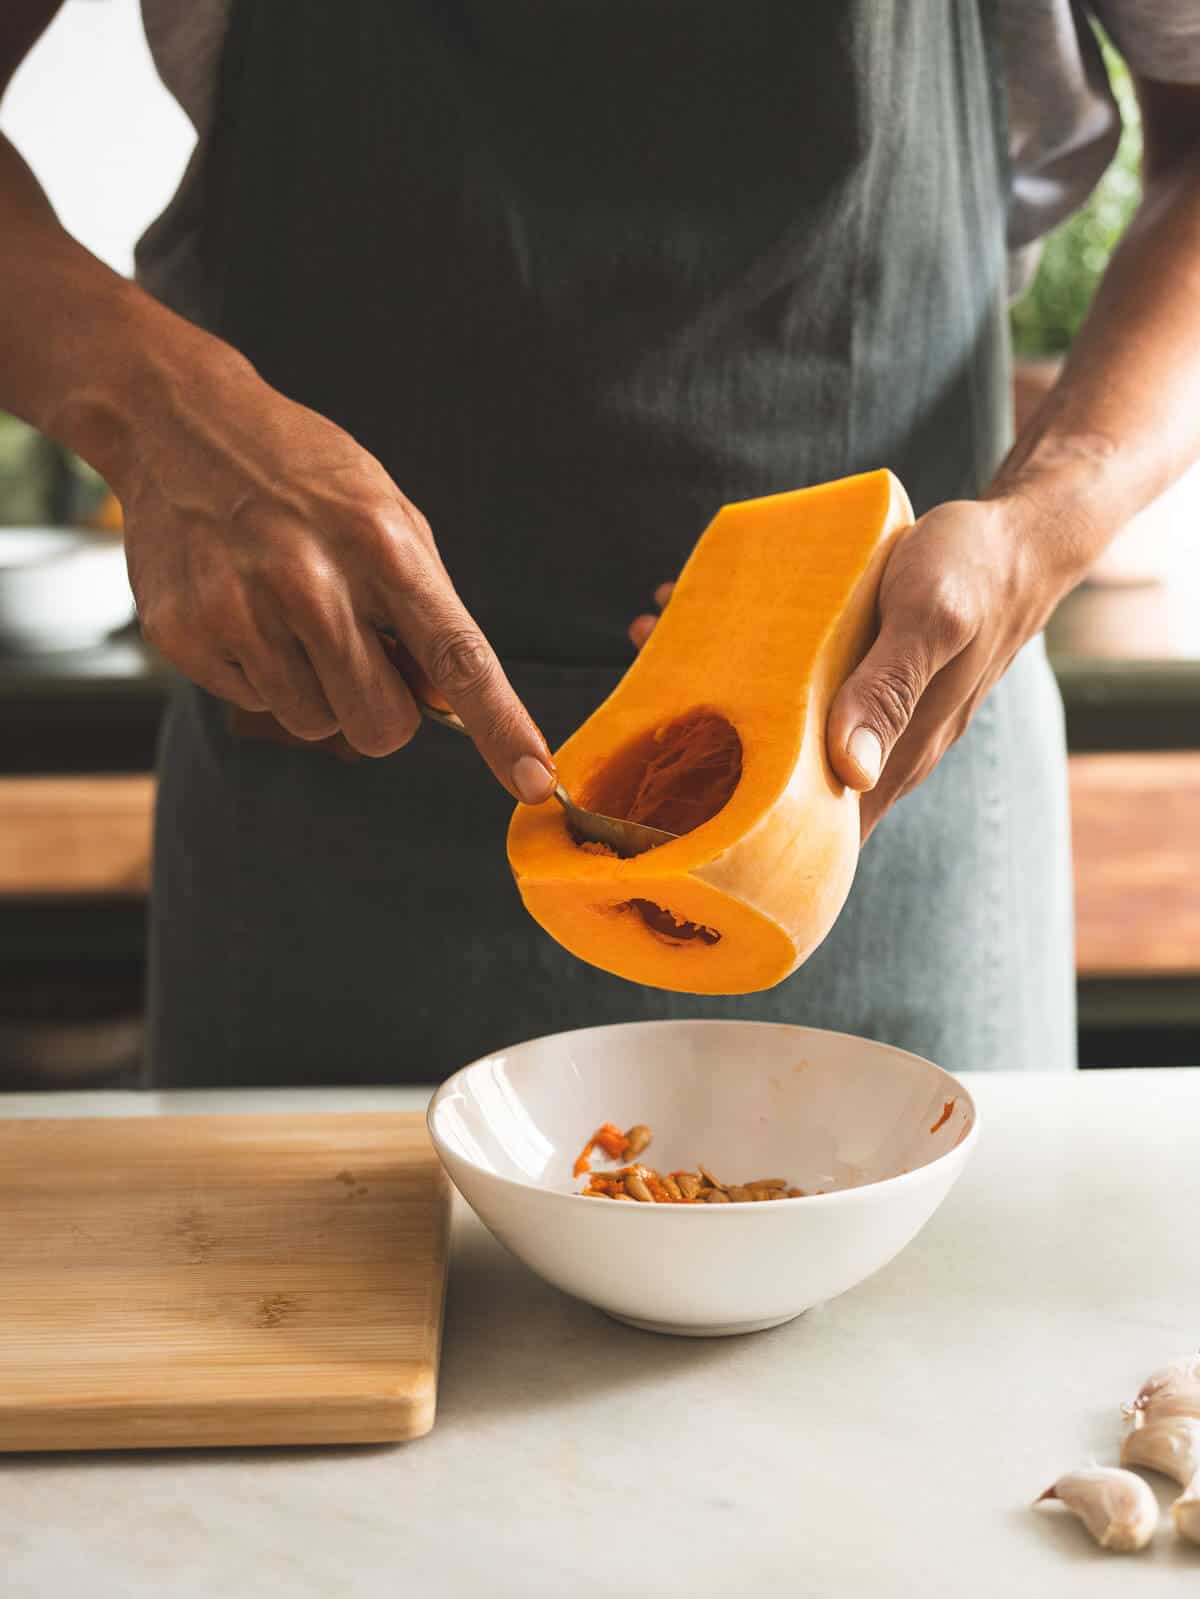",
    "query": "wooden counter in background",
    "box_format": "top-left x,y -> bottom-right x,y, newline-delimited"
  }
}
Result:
1069,753 -> 1200,977
0,776 -> 153,896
